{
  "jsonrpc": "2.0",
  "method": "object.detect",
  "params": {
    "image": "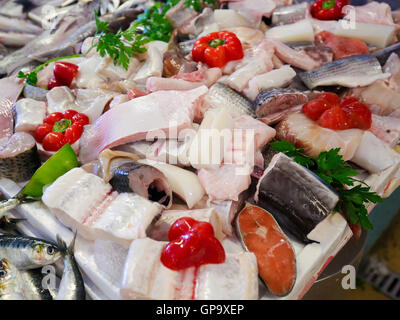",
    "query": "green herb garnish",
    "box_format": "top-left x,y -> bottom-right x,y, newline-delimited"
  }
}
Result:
270,140 -> 383,230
